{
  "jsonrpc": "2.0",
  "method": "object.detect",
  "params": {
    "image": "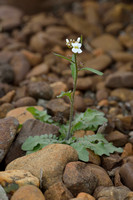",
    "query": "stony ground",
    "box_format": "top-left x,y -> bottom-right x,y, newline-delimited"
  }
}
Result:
0,0 -> 133,199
